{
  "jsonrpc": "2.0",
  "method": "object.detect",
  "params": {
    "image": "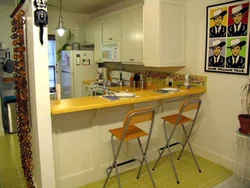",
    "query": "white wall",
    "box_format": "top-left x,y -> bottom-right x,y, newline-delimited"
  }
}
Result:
180,0 -> 248,170
47,11 -> 88,43
23,1 -> 56,187
0,5 -> 15,97
0,5 -> 15,136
